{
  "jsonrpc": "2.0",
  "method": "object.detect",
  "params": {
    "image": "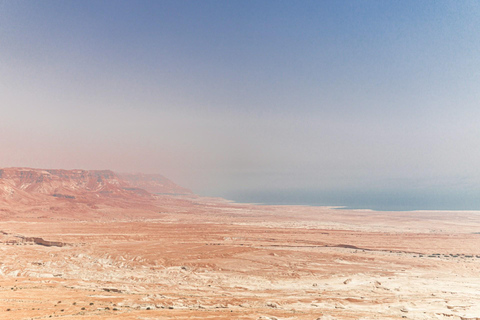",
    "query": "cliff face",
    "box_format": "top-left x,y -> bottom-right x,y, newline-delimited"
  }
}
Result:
0,168 -> 133,200
0,168 -> 192,207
